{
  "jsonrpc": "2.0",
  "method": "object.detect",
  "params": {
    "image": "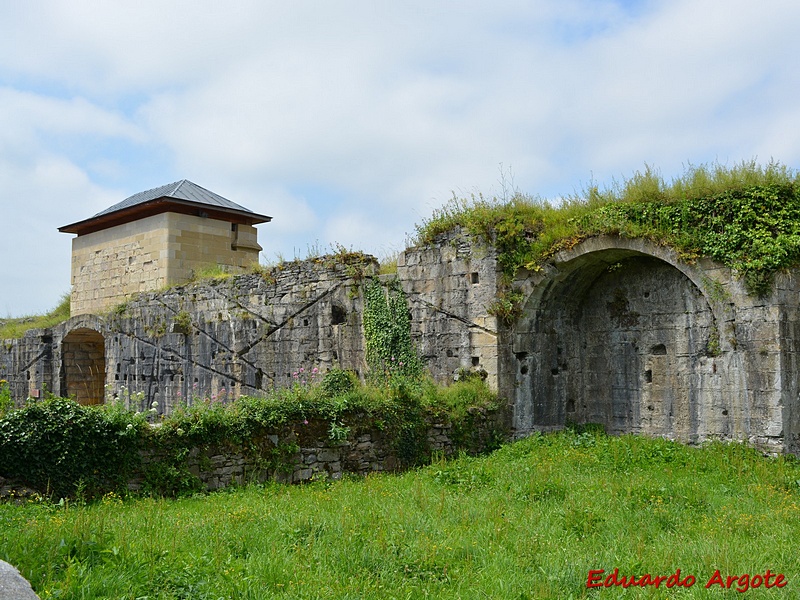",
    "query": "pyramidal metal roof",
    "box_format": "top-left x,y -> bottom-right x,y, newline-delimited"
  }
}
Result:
59,179 -> 271,235
92,180 -> 256,218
